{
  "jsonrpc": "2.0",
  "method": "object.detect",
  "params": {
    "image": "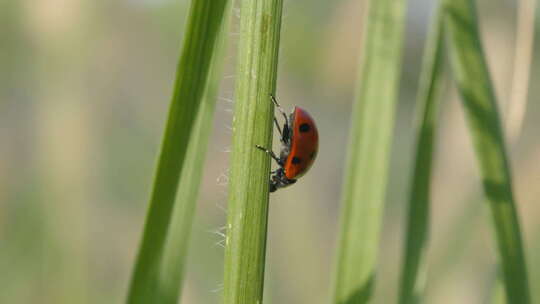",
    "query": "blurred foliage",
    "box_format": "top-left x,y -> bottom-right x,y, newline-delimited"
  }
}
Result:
445,0 -> 530,302
0,0 -> 538,303
332,1 -> 406,303
127,0 -> 230,303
